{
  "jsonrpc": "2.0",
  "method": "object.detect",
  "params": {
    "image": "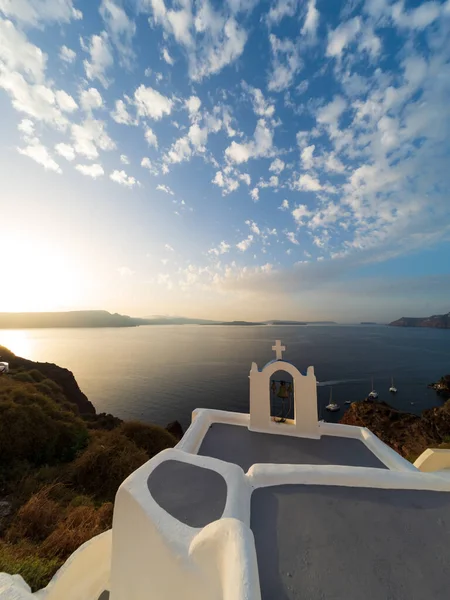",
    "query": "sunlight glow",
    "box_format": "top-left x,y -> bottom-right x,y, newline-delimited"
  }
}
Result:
0,330 -> 33,358
0,233 -> 83,312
